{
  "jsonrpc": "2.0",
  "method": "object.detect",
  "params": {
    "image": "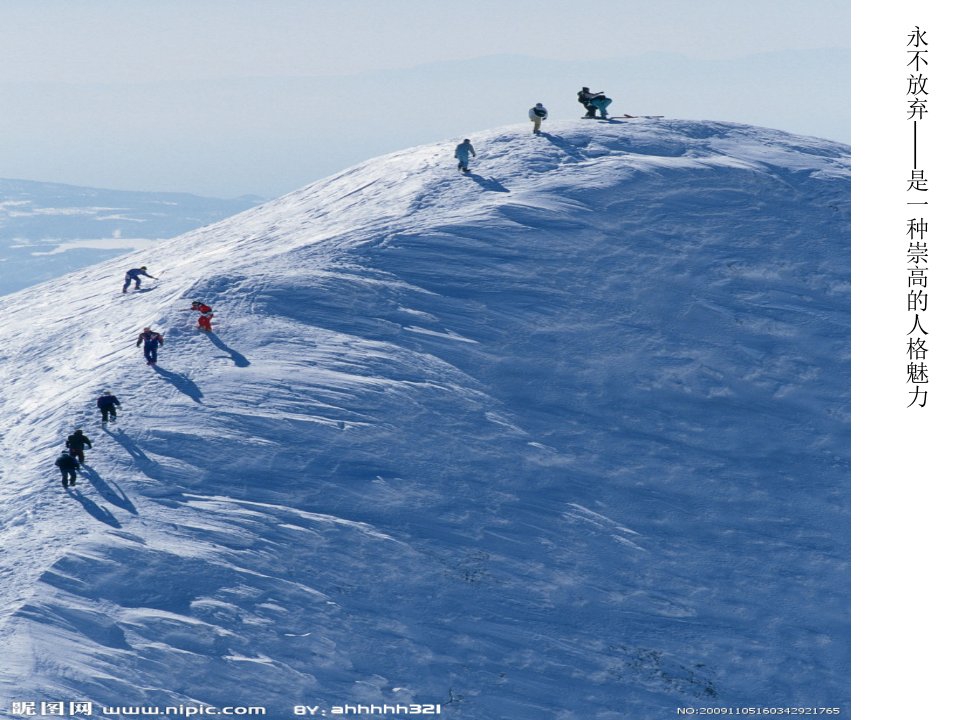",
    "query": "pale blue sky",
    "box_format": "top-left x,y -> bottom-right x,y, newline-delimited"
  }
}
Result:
0,1 -> 850,197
